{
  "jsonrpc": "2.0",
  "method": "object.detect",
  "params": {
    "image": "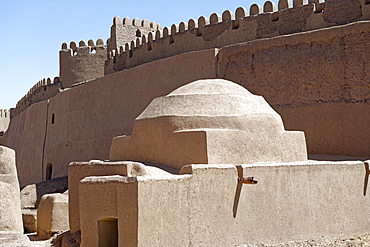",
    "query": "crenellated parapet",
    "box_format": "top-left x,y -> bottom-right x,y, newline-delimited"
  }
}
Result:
0,109 -> 10,119
13,77 -> 62,117
0,109 -> 10,134
108,16 -> 161,56
16,0 -> 370,114
59,39 -> 107,88
60,39 -> 106,57
105,0 -> 369,74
